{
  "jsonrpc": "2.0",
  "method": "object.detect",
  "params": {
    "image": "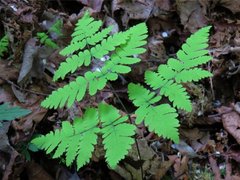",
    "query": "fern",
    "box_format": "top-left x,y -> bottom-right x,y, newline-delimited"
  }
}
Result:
128,26 -> 212,143
31,103 -> 135,169
49,19 -> 63,36
37,20 -> 62,49
37,32 -> 59,49
42,11 -> 148,109
0,34 -> 9,58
